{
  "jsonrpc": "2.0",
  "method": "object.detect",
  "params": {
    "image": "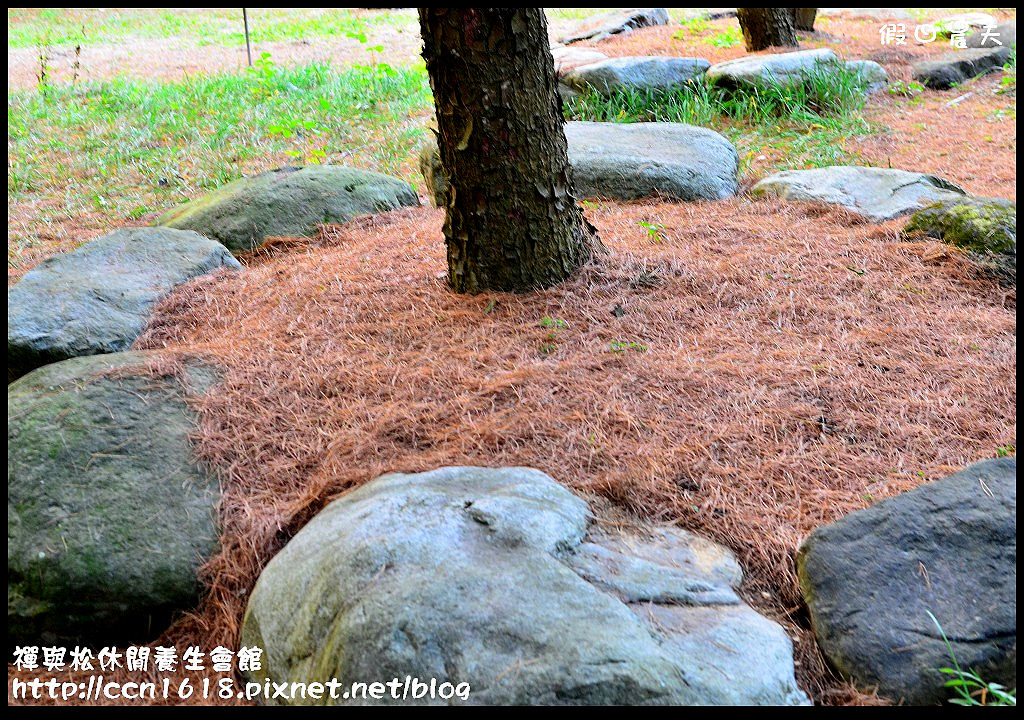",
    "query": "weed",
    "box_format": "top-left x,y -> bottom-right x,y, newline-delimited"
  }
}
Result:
927,611 -> 1016,706
638,220 -> 668,244
709,27 -> 742,48
995,444 -> 1015,458
610,340 -> 648,353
